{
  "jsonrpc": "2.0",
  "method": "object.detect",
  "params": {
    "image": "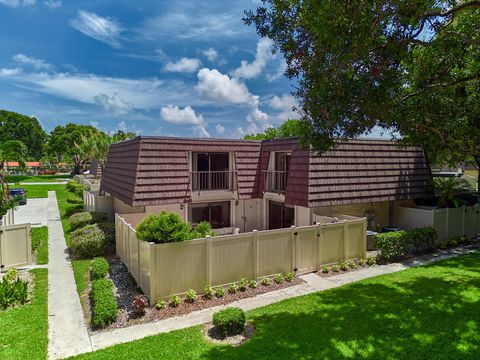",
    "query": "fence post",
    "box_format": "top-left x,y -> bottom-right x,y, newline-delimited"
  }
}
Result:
316,223 -> 322,271
446,207 -> 450,240
343,220 -> 349,260
205,236 -> 212,285
363,218 -> 367,258
252,230 -> 258,279
462,205 -> 466,237
149,242 -> 156,302
290,225 -> 296,272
